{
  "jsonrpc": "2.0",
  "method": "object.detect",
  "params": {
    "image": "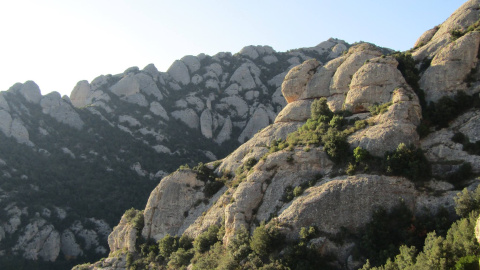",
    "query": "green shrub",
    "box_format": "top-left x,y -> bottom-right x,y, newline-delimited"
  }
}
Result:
293,186 -> 303,197
194,225 -> 220,253
250,223 -> 281,258
454,186 -> 480,218
451,29 -> 465,41
167,248 -> 194,269
455,255 -> 480,270
311,97 -> 333,121
158,234 -> 178,259
346,163 -> 356,175
353,146 -> 370,163
322,128 -> 349,162
369,102 -> 392,115
384,143 -> 431,181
